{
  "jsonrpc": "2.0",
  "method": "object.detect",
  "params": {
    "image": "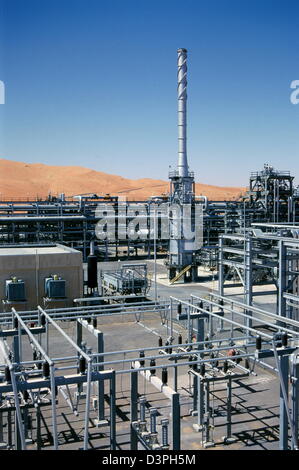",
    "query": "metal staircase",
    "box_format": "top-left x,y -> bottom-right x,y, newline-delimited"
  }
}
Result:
170,265 -> 192,284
